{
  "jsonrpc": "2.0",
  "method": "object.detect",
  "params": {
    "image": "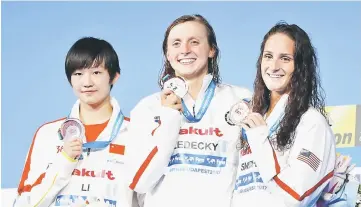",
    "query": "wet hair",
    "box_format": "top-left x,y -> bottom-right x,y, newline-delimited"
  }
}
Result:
252,21 -> 327,151
158,14 -> 221,88
65,37 -> 120,88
